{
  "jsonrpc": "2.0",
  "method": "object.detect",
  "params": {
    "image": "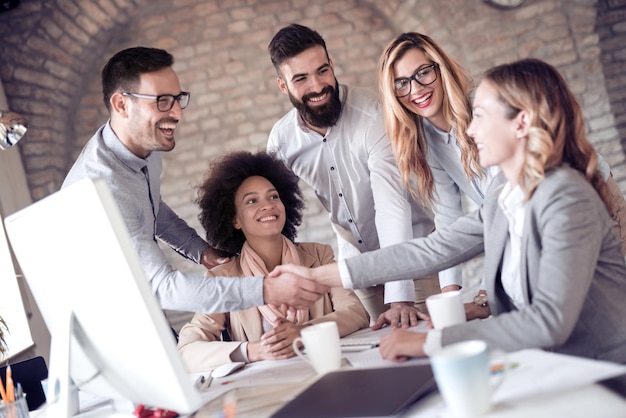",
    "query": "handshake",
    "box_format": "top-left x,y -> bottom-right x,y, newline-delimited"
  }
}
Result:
262,263 -> 342,309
